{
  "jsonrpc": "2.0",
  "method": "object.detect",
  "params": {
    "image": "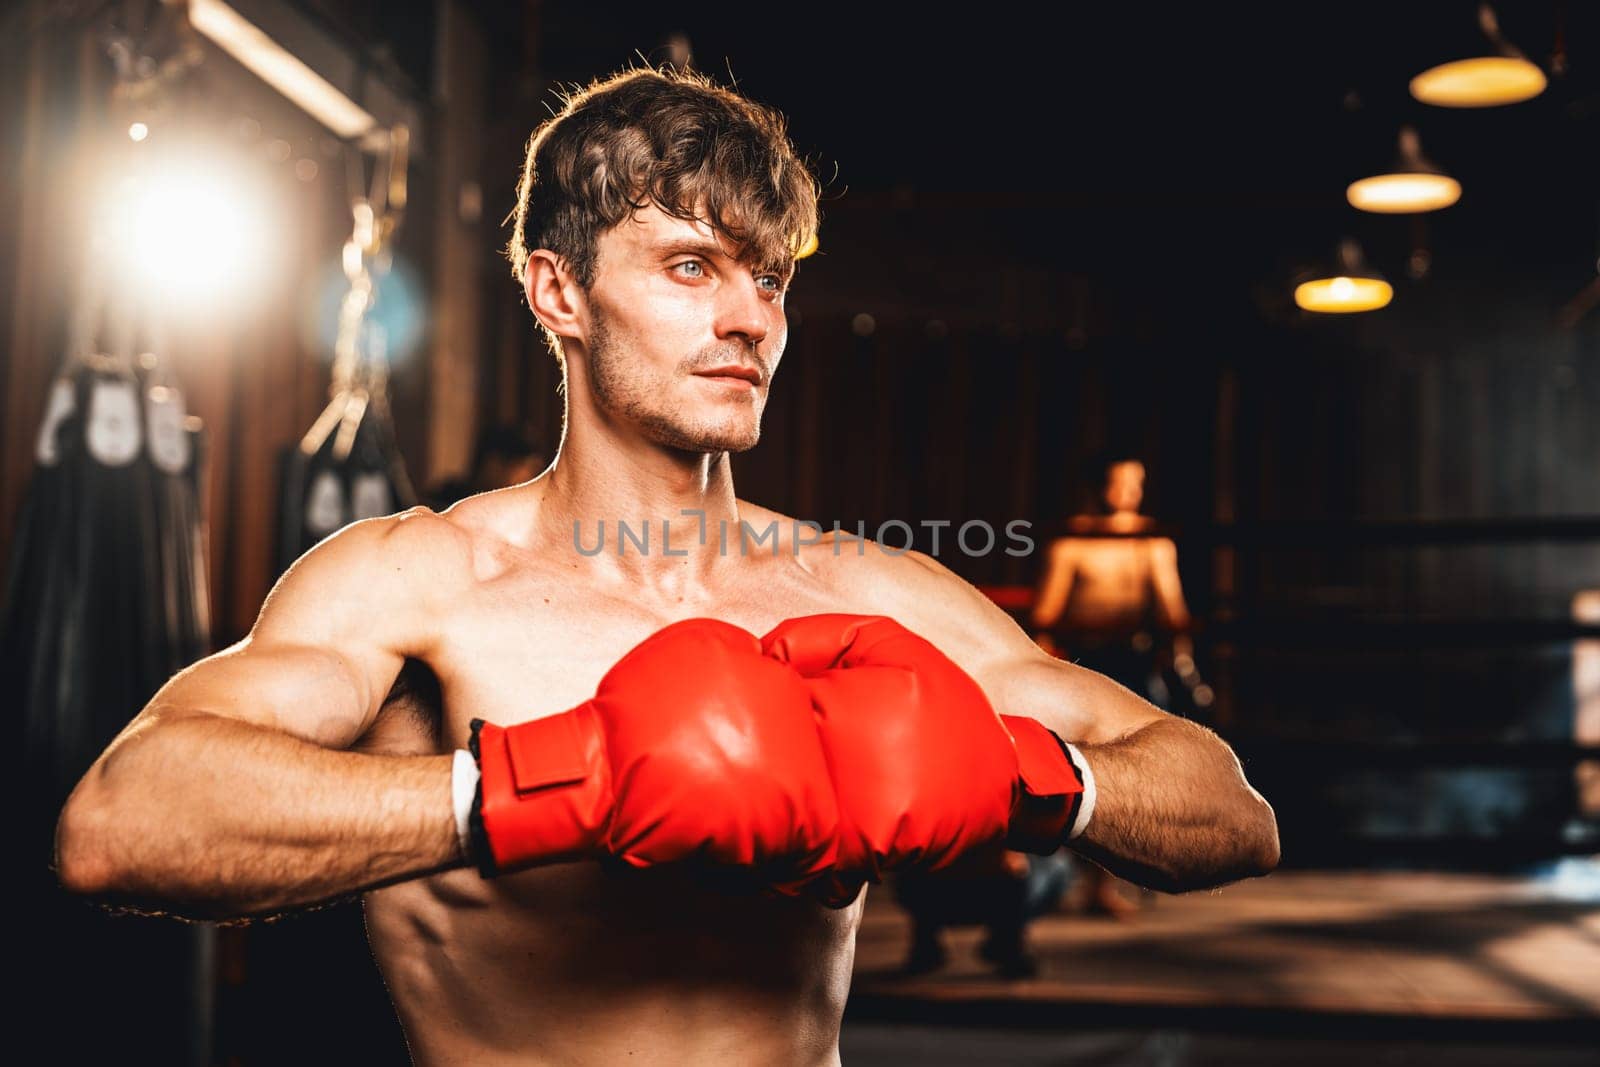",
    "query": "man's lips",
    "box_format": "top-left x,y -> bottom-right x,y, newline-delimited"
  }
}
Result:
693,365 -> 762,385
